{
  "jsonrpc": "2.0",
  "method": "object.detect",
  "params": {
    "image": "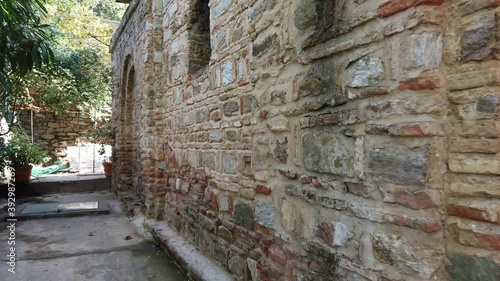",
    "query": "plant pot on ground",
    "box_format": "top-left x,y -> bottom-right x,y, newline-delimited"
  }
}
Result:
91,127 -> 112,178
102,160 -> 112,178
0,127 -> 46,183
